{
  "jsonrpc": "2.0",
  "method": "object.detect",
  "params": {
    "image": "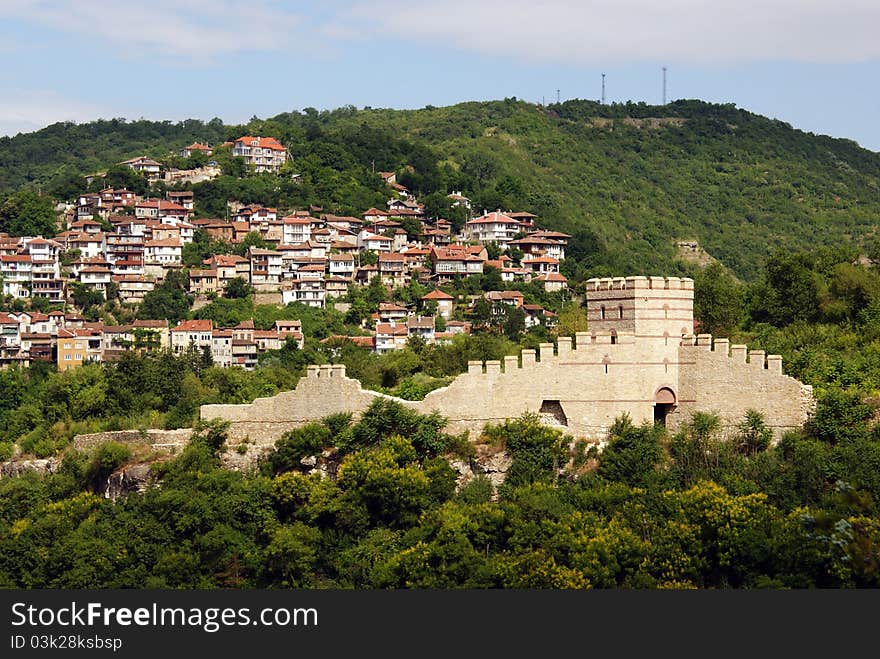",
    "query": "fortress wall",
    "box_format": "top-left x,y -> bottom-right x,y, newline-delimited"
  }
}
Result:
196,276 -> 813,449
199,333 -> 689,445
672,335 -> 814,438
409,332 -> 684,440
200,364 -> 418,444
